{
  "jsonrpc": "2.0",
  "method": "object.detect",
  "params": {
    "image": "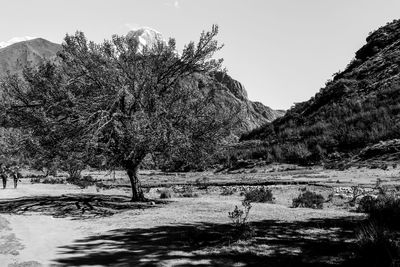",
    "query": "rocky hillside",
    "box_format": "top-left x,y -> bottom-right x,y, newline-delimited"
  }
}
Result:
212,72 -> 284,132
239,19 -> 400,165
0,30 -> 283,132
0,36 -> 37,49
0,38 -> 61,75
